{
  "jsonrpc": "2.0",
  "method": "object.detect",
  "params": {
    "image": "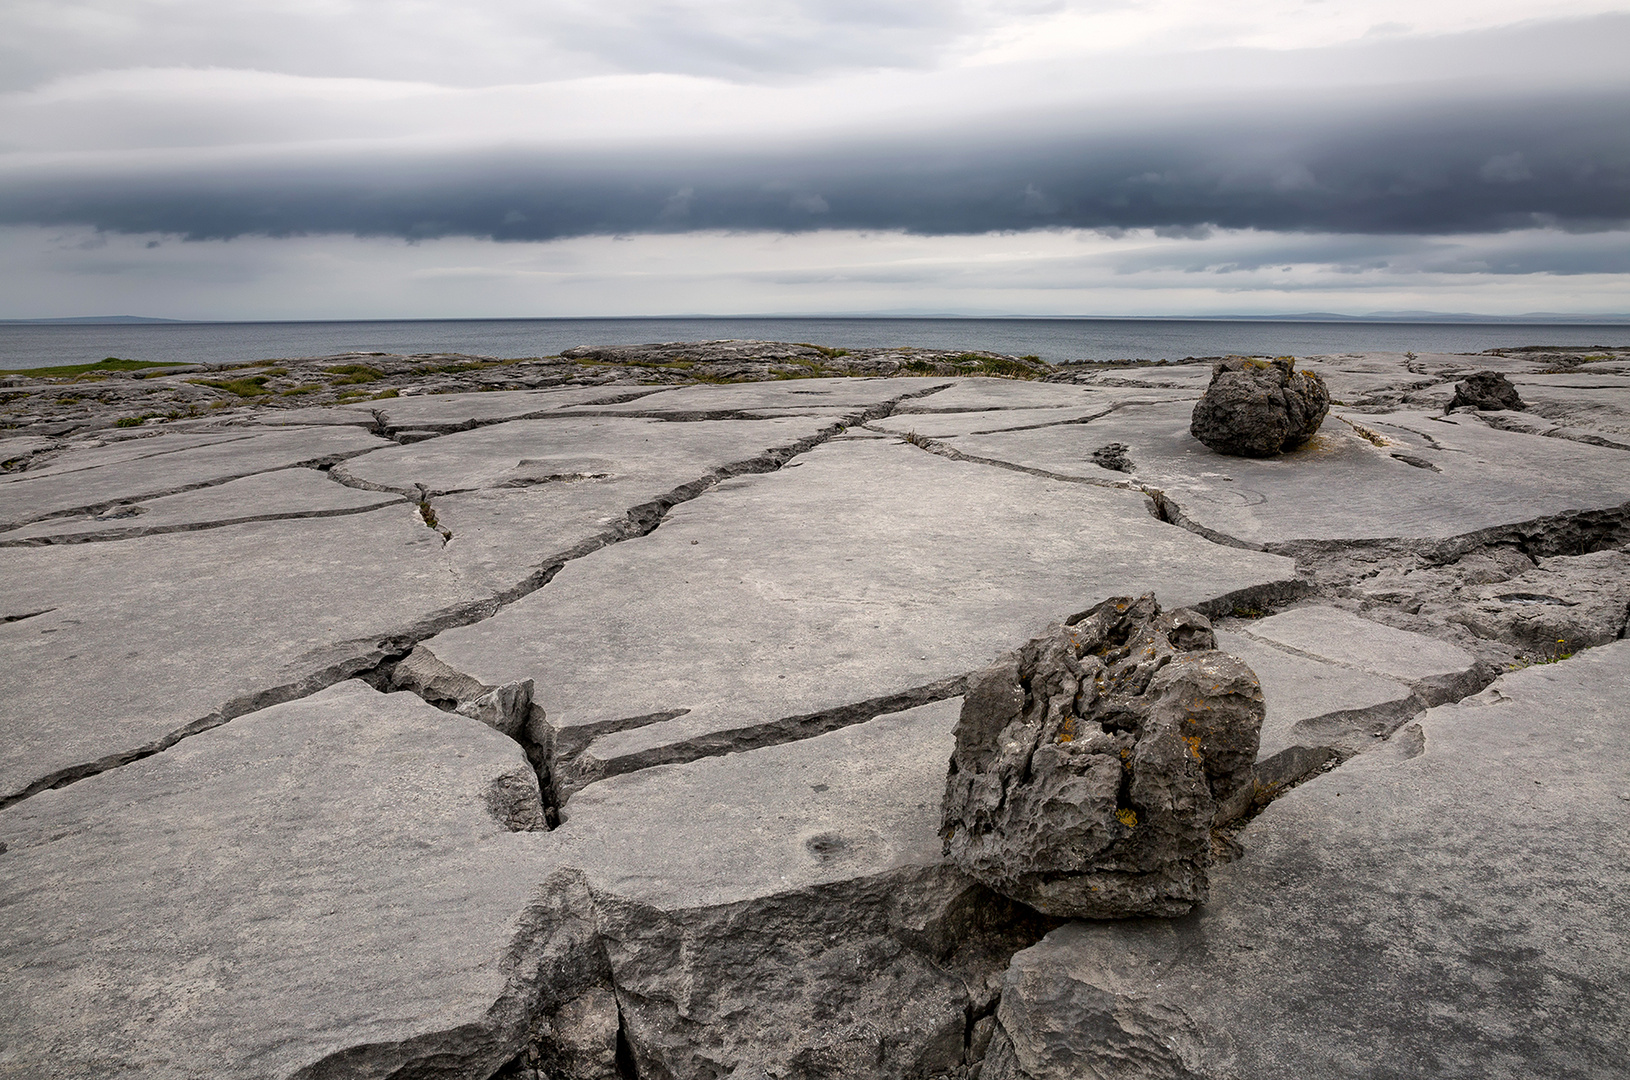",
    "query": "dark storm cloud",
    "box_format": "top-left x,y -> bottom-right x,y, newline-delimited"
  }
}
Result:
2,89 -> 1625,242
